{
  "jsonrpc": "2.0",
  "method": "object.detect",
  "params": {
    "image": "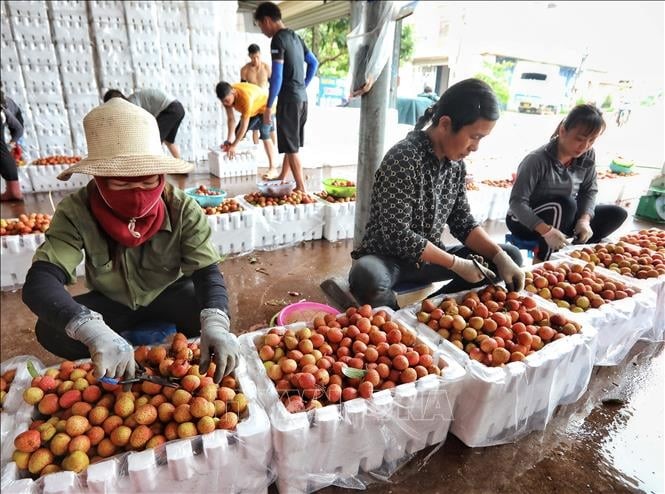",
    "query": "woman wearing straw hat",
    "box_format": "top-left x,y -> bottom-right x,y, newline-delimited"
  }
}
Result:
21,98 -> 239,383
